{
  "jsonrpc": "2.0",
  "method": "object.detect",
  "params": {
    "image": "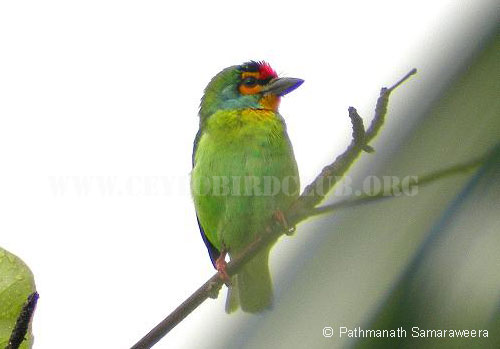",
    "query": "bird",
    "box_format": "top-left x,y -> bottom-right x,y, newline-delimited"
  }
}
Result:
191,61 -> 303,313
